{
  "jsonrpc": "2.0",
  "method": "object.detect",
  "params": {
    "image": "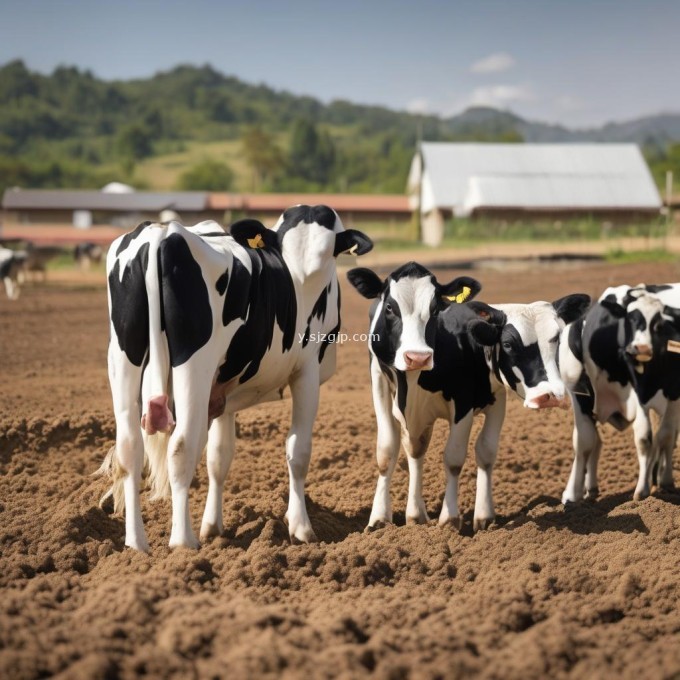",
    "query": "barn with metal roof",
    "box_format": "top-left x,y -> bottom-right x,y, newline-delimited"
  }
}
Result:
408,143 -> 663,245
